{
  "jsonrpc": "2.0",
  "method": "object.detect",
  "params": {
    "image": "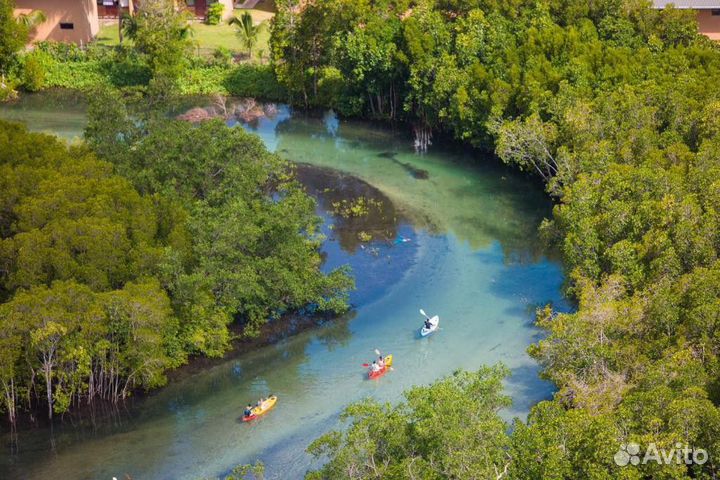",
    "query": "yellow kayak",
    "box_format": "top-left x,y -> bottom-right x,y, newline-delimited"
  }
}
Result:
242,395 -> 277,421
